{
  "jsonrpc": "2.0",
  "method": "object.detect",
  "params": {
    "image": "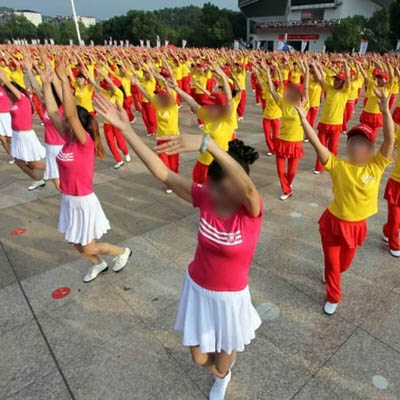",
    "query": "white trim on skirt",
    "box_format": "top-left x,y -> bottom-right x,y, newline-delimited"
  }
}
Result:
58,192 -> 110,246
11,129 -> 45,162
0,112 -> 12,137
175,272 -> 261,354
44,144 -> 63,180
